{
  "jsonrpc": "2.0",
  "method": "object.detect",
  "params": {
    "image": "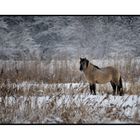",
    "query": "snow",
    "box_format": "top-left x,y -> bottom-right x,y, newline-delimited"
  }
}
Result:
2,94 -> 140,122
5,82 -> 139,109
1,82 -> 140,124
